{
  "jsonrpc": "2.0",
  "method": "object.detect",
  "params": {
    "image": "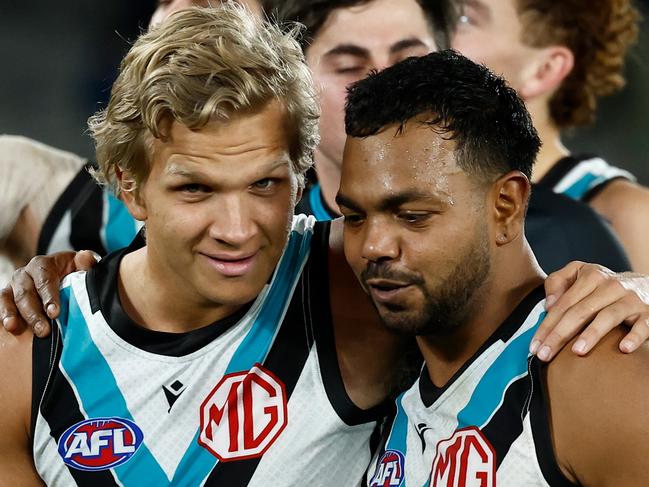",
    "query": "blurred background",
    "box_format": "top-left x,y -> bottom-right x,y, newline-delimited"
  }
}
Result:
1,0 -> 648,183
